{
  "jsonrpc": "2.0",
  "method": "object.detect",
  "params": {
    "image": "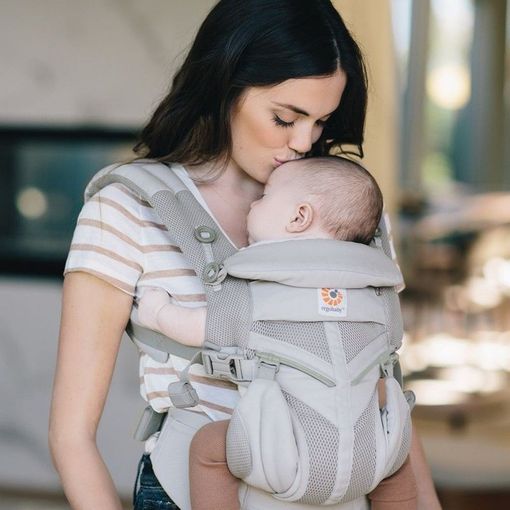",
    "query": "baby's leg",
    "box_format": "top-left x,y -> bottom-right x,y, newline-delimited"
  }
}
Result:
189,420 -> 240,510
368,456 -> 417,509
